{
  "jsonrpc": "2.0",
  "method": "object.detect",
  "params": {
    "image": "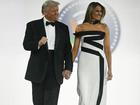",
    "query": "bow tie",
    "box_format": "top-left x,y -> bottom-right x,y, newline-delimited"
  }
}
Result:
46,21 -> 55,26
